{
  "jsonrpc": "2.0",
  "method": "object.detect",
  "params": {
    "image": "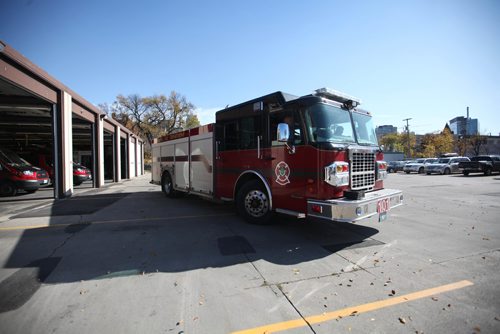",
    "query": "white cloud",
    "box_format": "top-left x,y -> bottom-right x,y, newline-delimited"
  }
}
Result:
194,107 -> 220,125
